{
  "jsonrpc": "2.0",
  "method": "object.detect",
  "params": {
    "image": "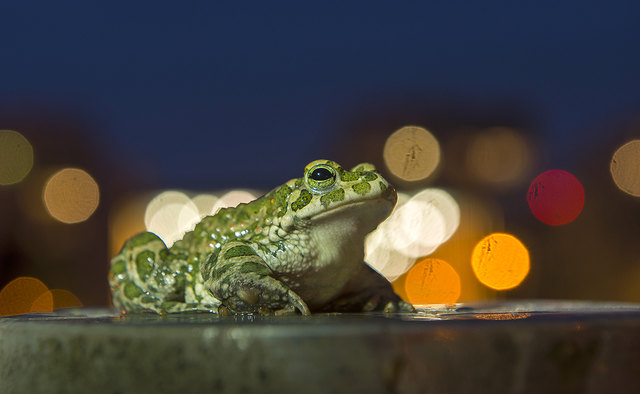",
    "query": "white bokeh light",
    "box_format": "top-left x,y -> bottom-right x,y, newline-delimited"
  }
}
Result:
409,188 -> 460,249
192,193 -> 219,217
364,188 -> 460,281
211,190 -> 258,213
145,191 -> 199,246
